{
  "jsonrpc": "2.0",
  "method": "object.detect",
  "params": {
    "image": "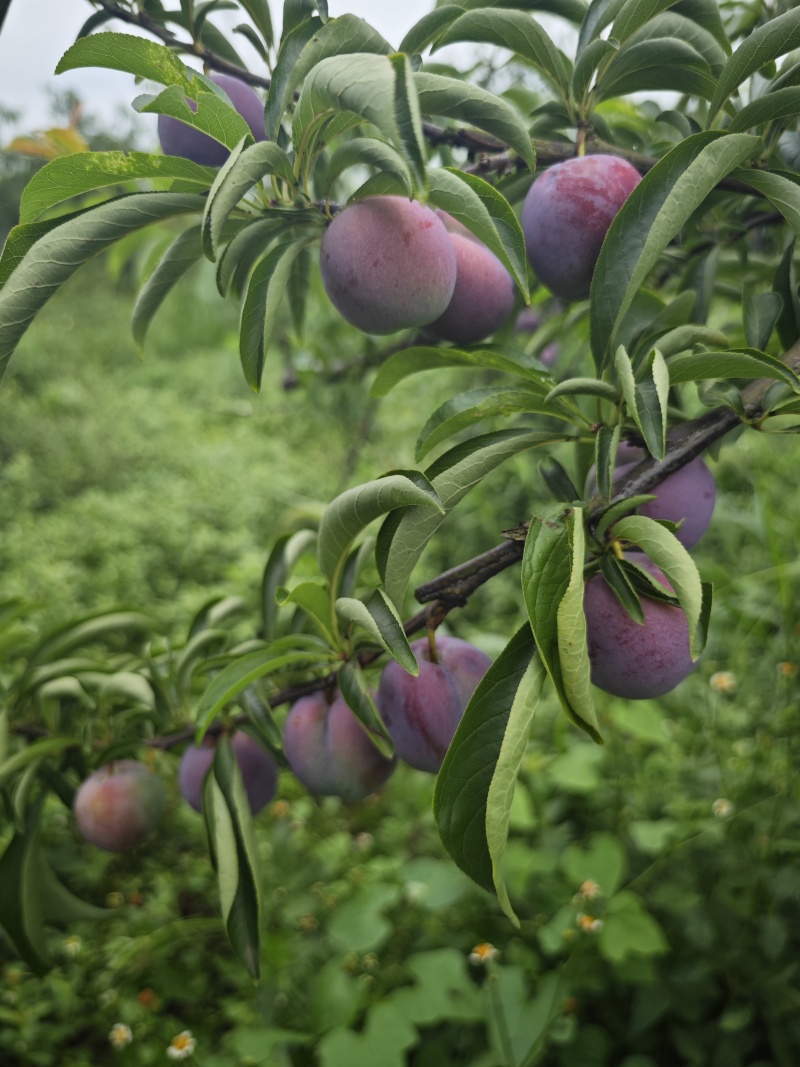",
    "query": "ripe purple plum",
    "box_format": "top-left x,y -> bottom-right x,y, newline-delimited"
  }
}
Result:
587,443 -> 716,548
584,554 -> 697,699
73,760 -> 165,853
319,197 -> 457,334
179,731 -> 278,815
427,211 -> 516,344
377,636 -> 492,773
522,154 -> 641,301
283,691 -> 396,802
158,73 -> 267,167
